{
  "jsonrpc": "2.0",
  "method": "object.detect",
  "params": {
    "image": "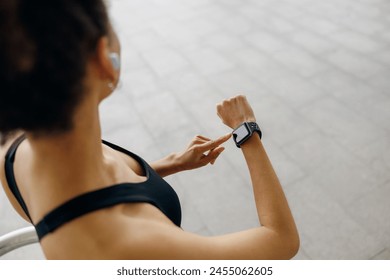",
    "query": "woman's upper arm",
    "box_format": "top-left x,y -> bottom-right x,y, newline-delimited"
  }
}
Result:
118,220 -> 298,260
